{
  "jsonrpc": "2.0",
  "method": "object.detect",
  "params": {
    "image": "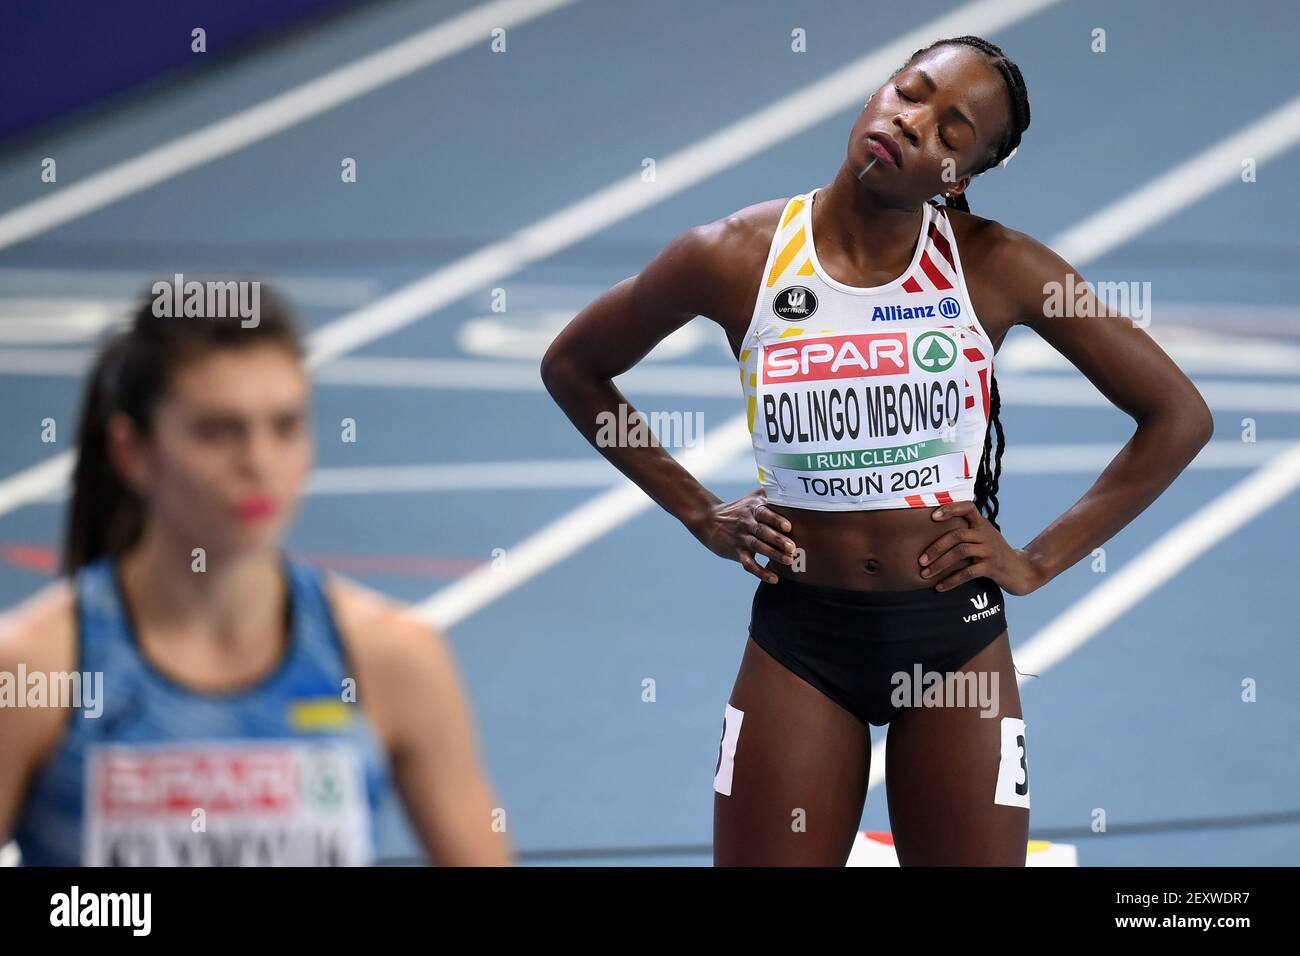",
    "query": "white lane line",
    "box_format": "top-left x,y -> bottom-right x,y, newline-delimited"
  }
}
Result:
307,439 -> 1300,494
16,439 -> 1290,505
1014,443 -> 1300,676
0,0 -> 1061,521
6,349 -> 1297,411
0,269 -> 380,309
0,453 -> 77,517
413,89 -> 1300,631
1052,92 -> 1300,265
865,442 -> 1300,789
1000,376 -> 1300,413
0,0 -> 576,251
1000,325 -> 1300,376
415,418 -> 754,626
